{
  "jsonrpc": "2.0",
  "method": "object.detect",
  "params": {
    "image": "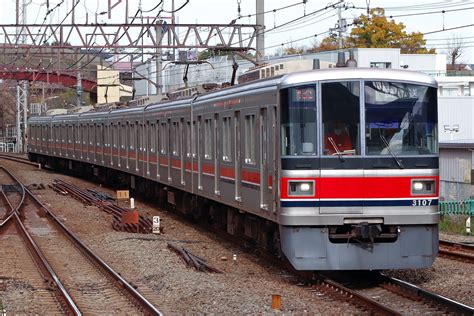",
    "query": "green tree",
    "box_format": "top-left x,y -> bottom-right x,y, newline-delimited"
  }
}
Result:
312,8 -> 435,54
